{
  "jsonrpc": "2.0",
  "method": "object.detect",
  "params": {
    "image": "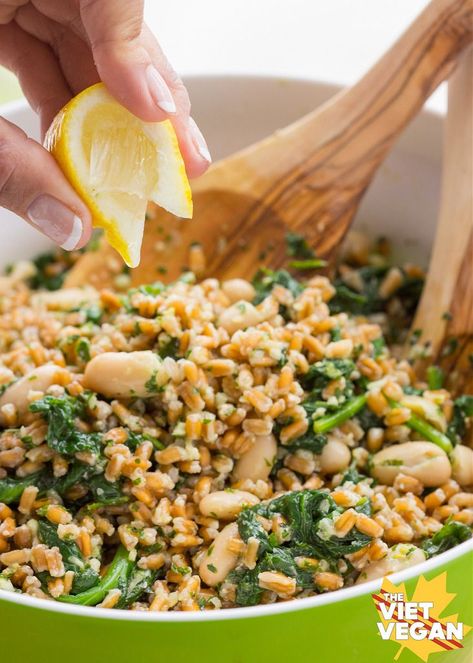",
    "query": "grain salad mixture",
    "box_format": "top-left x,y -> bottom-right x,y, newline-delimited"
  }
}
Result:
0,233 -> 471,612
